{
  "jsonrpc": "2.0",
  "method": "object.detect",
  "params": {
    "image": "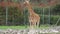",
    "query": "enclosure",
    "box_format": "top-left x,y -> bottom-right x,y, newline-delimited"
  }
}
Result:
0,0 -> 60,34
